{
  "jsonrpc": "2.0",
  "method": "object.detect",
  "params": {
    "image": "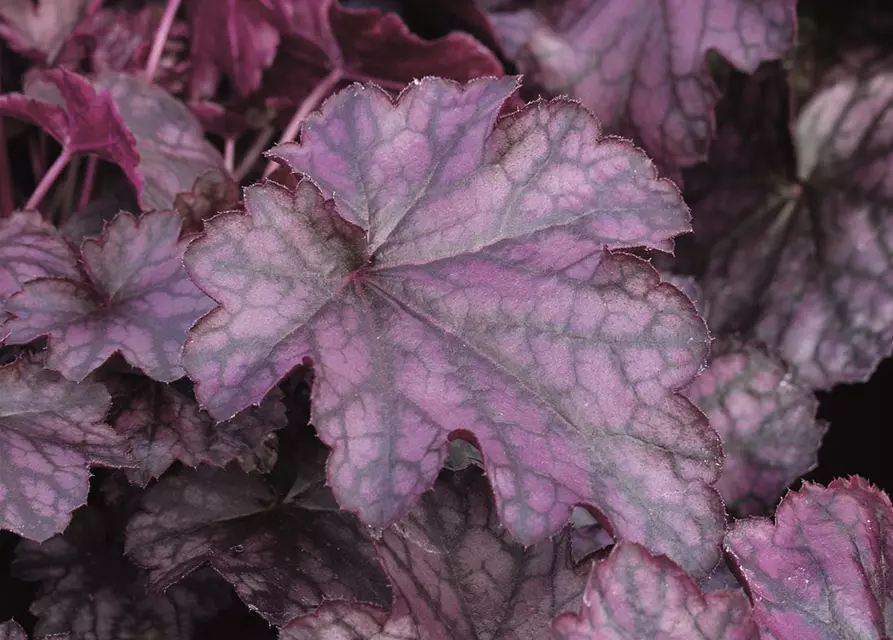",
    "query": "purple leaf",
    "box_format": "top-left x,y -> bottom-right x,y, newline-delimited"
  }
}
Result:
485,0 -> 796,175
0,356 -> 130,542
725,477 -> 893,639
281,597 -> 419,640
173,169 -> 243,235
0,621 -> 28,640
697,55 -> 893,387
0,210 -> 79,300
3,210 -> 215,382
125,463 -> 391,627
188,77 -> 721,575
113,380 -> 285,487
93,71 -> 225,211
0,68 -> 143,198
570,508 -> 613,564
552,541 -> 757,639
0,0 -> 87,62
681,337 -> 827,516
